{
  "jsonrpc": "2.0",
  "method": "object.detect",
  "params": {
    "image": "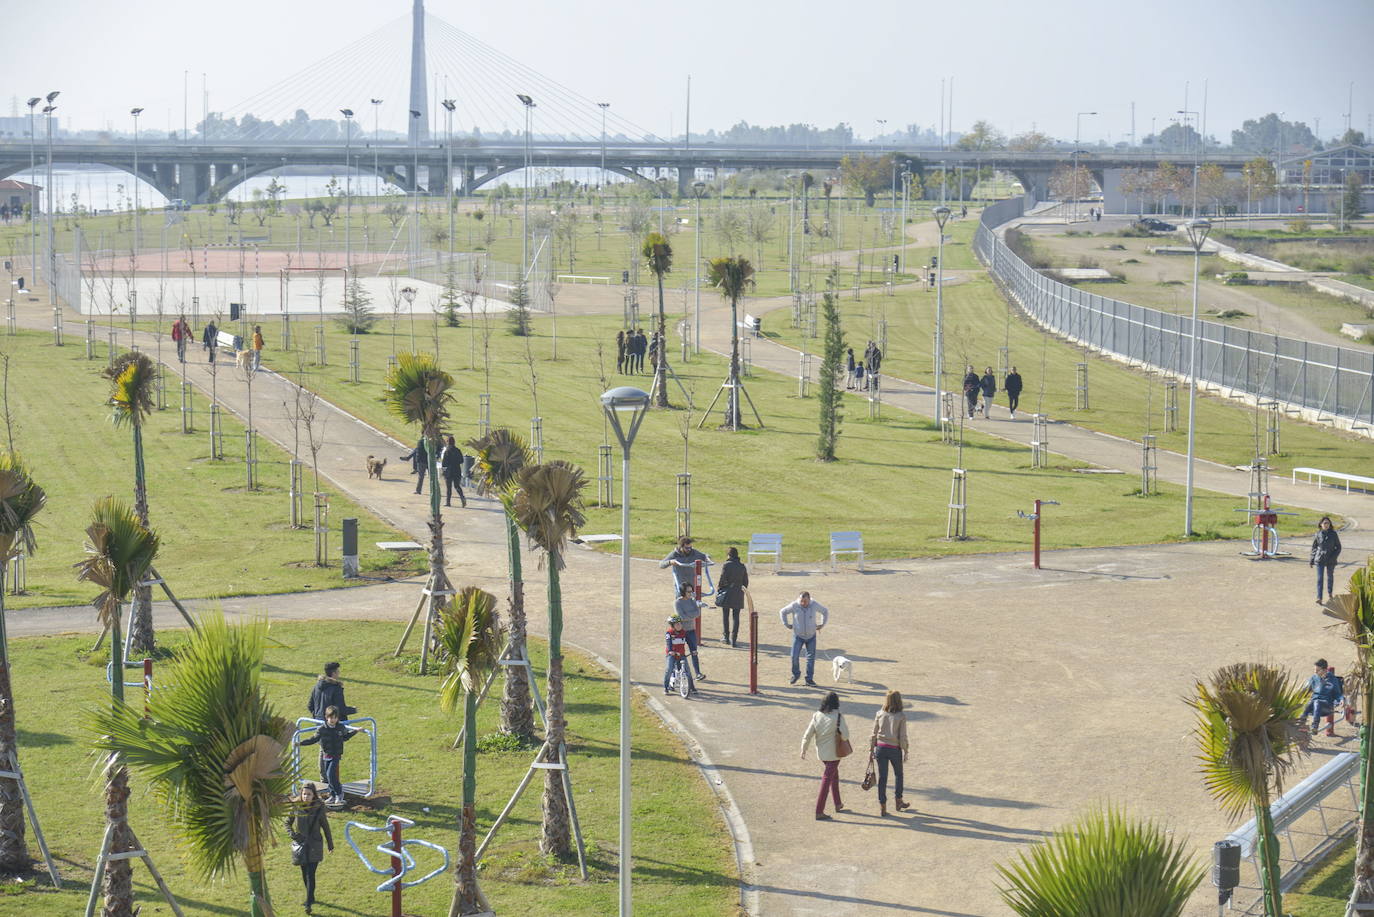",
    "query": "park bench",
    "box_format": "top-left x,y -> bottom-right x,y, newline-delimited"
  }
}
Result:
747,533 -> 783,572
740,314 -> 761,336
1291,466 -> 1374,495
215,329 -> 243,353
555,274 -> 611,284
829,531 -> 865,571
